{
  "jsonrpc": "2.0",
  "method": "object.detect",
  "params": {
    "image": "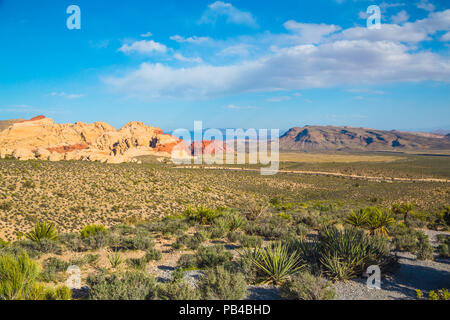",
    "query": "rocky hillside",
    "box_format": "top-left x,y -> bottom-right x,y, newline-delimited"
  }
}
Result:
280,126 -> 450,152
0,116 -> 190,163
0,118 -> 24,132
